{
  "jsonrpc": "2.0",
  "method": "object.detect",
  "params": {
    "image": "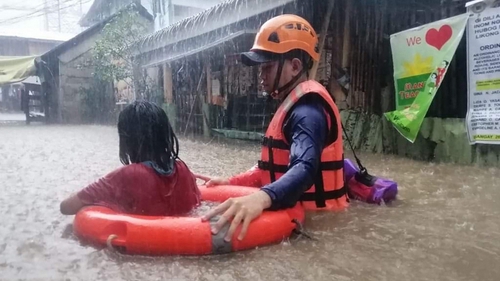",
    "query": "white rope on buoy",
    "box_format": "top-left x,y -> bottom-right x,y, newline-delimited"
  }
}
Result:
106,234 -> 118,251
